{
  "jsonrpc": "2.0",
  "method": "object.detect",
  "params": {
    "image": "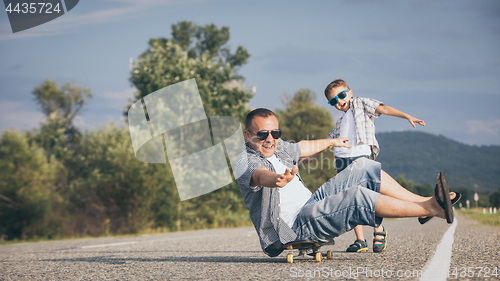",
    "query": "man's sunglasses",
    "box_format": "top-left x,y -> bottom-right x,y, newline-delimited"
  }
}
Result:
328,89 -> 350,106
248,129 -> 282,141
